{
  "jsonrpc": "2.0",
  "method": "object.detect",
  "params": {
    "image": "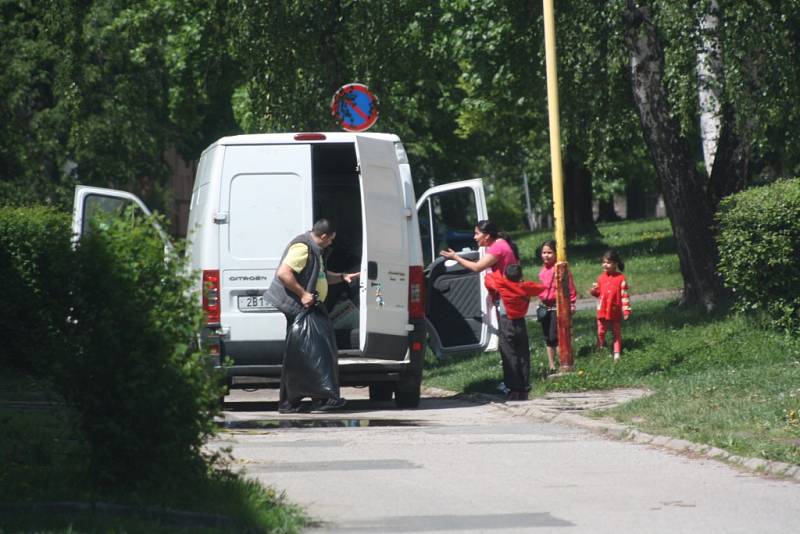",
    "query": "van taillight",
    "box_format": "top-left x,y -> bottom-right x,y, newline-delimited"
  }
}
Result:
203,269 -> 220,325
409,265 -> 425,319
294,133 -> 326,141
